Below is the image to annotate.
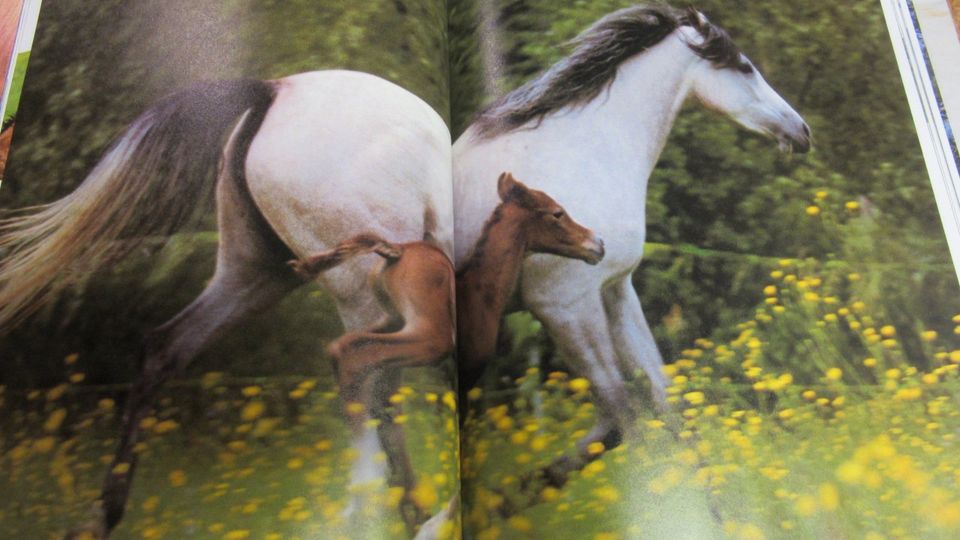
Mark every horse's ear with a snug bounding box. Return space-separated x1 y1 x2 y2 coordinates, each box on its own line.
684 7 708 30
497 172 517 202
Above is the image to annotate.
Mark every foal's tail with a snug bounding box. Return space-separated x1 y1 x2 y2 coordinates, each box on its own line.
288 233 403 280
0 79 276 330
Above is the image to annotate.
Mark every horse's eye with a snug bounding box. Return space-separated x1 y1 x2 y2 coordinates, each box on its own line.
552 210 565 219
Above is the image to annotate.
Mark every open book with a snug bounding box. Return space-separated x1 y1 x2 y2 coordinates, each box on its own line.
1 1 959 539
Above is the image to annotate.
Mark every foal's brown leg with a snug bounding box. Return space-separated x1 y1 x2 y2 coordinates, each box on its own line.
332 329 451 531
334 330 450 404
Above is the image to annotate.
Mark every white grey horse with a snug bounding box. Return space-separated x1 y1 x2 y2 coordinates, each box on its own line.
454 5 810 479
0 70 453 537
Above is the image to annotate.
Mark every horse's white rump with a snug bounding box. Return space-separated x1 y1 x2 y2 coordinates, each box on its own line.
247 70 453 326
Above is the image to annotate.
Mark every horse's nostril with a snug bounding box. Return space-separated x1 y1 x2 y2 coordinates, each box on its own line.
802 123 811 138
596 237 605 248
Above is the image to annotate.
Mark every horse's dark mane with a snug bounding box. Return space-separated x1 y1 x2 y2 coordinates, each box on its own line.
472 5 751 138
1 116 14 132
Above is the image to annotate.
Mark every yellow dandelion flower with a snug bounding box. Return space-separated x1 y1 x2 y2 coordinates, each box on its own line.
169 469 187 487
508 516 533 532
683 391 705 405
583 460 606 476
442 392 457 411
34 436 56 453
795 495 817 516
587 442 605 456
467 388 482 401
592 486 620 503
921 330 938 342
112 462 131 475
863 357 877 368
815 190 828 200
46 384 68 402
805 205 821 216
411 480 438 509
241 401 265 422
568 378 591 392
241 386 261 397
223 531 250 540
142 496 160 512
763 285 777 296
825 368 842 381
885 368 901 380
818 483 839 511
44 408 68 432
69 373 85 384
845 200 859 210
345 402 365 415
287 458 304 470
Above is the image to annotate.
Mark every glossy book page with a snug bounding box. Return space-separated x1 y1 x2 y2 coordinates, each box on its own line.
450 1 960 538
0 1 459 539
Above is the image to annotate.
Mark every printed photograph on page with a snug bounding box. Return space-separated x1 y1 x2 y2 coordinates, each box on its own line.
450 1 960 538
0 1 459 539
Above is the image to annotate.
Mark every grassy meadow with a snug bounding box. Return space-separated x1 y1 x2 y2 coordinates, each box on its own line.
460 195 960 540
0 369 459 539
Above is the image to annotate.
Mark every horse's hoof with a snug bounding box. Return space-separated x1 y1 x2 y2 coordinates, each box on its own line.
63 503 108 540
63 525 106 540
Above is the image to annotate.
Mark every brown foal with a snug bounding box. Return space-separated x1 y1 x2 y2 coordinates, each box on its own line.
456 172 604 394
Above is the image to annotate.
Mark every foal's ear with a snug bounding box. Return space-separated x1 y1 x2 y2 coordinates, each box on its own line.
497 172 518 202
497 172 534 205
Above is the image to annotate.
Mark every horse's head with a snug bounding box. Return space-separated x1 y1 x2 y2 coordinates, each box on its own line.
497 172 605 265
681 10 810 153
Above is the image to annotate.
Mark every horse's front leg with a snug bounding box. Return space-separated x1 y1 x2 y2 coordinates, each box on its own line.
603 276 669 409
524 289 637 486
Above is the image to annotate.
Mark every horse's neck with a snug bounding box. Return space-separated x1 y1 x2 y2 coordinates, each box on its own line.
572 34 697 175
459 207 527 317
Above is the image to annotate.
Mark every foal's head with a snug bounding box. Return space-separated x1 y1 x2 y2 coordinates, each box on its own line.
497 172 605 265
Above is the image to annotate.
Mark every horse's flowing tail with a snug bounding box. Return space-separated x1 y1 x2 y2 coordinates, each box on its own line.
289 234 403 280
0 79 276 330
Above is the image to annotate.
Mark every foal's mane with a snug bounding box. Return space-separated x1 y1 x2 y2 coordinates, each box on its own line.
472 5 750 138
456 203 506 278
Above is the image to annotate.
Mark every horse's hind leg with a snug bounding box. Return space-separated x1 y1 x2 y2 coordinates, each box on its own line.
97 263 298 532
79 131 301 537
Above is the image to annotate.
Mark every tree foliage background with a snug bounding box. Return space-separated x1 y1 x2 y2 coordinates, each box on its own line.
0 0 448 385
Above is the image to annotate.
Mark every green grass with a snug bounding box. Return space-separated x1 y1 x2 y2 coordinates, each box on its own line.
0 369 459 539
